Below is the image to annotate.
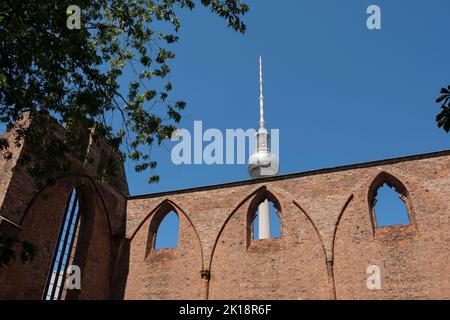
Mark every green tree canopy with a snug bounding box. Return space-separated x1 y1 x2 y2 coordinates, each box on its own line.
0 0 249 184
436 85 450 133
0 0 248 268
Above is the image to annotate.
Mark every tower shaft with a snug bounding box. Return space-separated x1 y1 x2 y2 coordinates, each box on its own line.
258 199 271 240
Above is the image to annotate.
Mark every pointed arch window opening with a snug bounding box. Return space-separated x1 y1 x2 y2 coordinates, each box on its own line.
43 188 82 300
153 210 180 250
252 199 281 240
372 183 411 228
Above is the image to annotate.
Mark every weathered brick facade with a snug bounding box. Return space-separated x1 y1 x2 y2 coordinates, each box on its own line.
0 119 449 299
121 150 450 300
0 120 128 299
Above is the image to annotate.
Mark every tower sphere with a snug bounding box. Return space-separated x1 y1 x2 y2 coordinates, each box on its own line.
247 57 279 178
248 147 279 178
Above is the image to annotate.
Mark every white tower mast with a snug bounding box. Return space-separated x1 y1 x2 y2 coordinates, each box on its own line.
259 56 265 130
247 56 280 240
257 56 270 239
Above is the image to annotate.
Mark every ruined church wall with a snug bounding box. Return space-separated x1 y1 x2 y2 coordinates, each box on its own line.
123 151 450 300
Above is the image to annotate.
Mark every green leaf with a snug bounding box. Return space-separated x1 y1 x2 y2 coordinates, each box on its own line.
0 0 248 185
436 95 448 103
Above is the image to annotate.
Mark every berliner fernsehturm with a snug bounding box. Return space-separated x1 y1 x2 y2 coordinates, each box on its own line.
247 56 279 239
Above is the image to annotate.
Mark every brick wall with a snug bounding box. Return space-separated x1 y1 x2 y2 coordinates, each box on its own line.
1 115 448 300
121 151 450 300
0 119 128 299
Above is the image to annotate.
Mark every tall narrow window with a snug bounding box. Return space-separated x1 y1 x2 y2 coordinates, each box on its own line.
252 199 280 240
154 210 179 249
43 188 81 300
373 183 410 227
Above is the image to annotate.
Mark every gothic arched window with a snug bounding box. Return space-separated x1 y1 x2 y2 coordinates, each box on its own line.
251 199 281 240
372 183 409 227
146 204 181 257
154 210 179 249
368 172 414 229
43 188 81 300
247 190 282 246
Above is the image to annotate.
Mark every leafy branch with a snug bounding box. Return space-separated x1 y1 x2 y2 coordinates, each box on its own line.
0 0 249 185
436 85 450 133
0 235 38 269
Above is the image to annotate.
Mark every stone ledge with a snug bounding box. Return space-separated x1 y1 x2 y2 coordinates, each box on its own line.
128 149 450 200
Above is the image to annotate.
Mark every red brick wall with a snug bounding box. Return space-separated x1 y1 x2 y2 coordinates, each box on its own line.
123 151 450 300
0 177 118 299
0 178 74 299
208 193 330 299
0 120 128 300
124 200 203 299
334 159 450 299
72 185 114 300
1 116 448 301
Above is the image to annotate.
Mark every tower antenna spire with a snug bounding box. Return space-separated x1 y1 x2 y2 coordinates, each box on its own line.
259 55 265 129
248 55 279 179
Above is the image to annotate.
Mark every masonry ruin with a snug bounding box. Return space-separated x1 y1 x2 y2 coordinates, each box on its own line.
0 121 449 299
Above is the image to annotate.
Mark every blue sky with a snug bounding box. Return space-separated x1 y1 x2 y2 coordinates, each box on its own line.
125 0 450 246
124 0 450 198
10 0 446 285
5 1 446 251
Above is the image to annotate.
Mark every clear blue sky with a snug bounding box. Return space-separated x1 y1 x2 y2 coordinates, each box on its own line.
126 0 450 246
125 0 450 197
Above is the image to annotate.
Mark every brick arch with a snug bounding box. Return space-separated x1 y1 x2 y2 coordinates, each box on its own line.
129 198 204 265
333 168 450 299
144 202 181 256
207 185 270 270
245 188 283 245
125 198 203 299
0 176 113 299
208 186 330 299
129 199 203 254
362 168 449 231
208 185 328 269
367 171 416 230
247 188 282 222
18 174 113 233
292 199 329 261
330 194 354 260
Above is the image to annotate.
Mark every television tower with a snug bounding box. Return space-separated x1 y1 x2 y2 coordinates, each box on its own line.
247 56 279 239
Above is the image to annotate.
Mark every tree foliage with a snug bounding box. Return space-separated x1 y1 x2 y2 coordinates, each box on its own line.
436 85 450 133
0 0 249 184
0 235 38 269
0 0 248 267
